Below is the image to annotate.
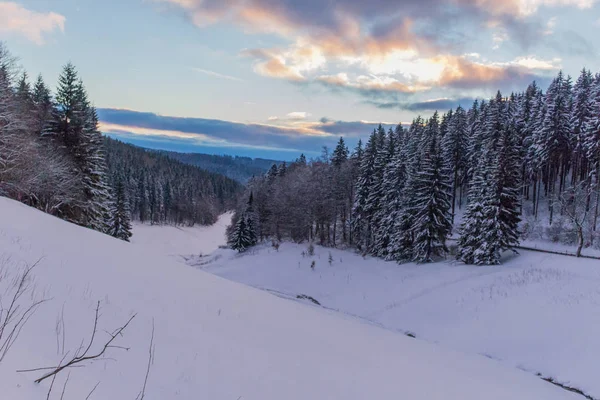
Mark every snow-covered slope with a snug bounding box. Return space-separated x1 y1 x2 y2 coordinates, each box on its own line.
130 212 232 257
201 243 600 399
0 197 578 400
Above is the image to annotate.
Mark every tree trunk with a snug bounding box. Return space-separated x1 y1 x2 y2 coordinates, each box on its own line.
577 225 584 258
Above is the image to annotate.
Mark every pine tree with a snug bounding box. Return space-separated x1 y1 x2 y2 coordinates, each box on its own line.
388 117 425 261
331 137 349 167
458 93 521 265
79 100 114 233
583 75 600 233
245 191 259 245
352 130 379 252
442 105 468 218
32 75 54 136
371 128 396 256
570 69 594 183
410 114 453 263
109 175 133 241
456 153 488 265
379 126 407 259
53 66 114 232
228 214 254 252
535 71 572 225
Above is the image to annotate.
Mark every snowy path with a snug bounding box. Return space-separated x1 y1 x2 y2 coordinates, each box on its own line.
200 243 600 399
130 212 233 257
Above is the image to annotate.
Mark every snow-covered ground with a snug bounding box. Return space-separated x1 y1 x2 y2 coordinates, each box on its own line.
131 212 232 257
0 196 577 399
200 242 600 399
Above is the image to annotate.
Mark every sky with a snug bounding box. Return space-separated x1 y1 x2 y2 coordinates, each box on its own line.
1 0 599 160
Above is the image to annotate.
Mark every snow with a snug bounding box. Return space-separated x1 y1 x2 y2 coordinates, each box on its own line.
130 212 232 257
0 196 579 400
201 242 600 399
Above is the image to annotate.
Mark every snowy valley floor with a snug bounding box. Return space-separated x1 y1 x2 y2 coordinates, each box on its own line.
0 197 592 400
196 242 600 399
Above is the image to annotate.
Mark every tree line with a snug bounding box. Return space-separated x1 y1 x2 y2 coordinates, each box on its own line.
0 43 241 241
105 137 242 227
229 68 600 264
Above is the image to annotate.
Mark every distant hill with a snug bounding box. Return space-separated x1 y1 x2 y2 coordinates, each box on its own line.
158 151 281 183
104 138 243 226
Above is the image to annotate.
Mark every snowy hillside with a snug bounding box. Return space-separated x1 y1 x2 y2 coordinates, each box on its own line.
201 243 600 399
130 212 232 258
0 196 579 400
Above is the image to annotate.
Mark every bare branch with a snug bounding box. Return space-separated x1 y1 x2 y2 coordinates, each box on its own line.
136 319 155 400
85 382 101 400
59 372 70 400
18 301 136 384
0 258 47 363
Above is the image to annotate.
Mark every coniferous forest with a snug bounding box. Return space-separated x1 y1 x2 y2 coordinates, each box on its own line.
0 44 241 240
104 137 242 226
229 69 600 265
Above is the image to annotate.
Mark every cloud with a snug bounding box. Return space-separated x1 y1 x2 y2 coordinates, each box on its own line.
192 67 243 81
267 116 279 121
242 48 307 81
155 0 593 110
286 112 310 120
317 73 425 95
366 97 479 112
98 108 394 158
543 17 558 35
0 2 65 45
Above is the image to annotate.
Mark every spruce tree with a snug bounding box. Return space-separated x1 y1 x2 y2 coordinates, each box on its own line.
458 93 521 265
442 105 468 218
109 175 133 241
352 130 378 252
410 114 453 263
388 117 425 261
371 128 396 256
228 214 253 252
331 137 349 167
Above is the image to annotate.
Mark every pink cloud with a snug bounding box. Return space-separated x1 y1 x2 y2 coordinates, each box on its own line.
0 2 65 45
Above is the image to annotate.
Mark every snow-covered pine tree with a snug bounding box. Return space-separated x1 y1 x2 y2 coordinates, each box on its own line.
409 113 453 263
347 139 363 246
79 96 114 233
351 130 379 252
570 69 594 184
245 191 259 246
458 92 521 265
442 105 468 219
32 75 55 136
52 64 113 231
378 126 407 259
266 164 279 181
15 72 34 124
456 152 488 265
278 161 287 177
387 117 425 262
583 74 600 234
109 175 133 241
371 127 397 256
534 71 572 225
331 137 349 167
228 215 252 252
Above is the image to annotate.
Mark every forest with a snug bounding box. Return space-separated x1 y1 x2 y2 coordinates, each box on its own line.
0 43 241 241
229 69 600 265
105 138 241 226
158 150 280 183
